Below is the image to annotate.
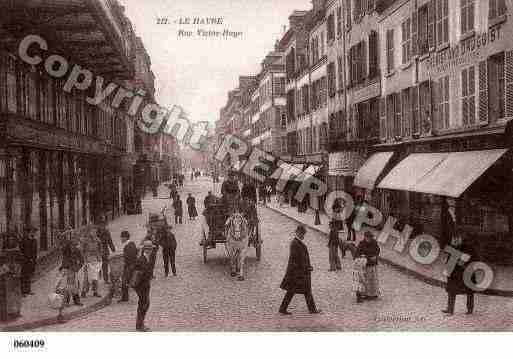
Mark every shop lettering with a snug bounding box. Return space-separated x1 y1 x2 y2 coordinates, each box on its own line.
427 24 502 72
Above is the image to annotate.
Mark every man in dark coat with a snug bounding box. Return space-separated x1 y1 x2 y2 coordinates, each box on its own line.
97 223 116 283
158 225 177 277
221 171 240 213
204 191 216 209
173 195 184 224
443 231 478 315
20 225 38 296
134 240 154 331
186 193 198 220
279 225 321 315
119 230 138 303
241 181 257 204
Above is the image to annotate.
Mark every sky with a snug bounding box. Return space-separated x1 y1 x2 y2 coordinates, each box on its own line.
119 0 312 126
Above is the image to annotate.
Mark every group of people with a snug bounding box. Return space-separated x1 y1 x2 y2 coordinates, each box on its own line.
168 181 199 223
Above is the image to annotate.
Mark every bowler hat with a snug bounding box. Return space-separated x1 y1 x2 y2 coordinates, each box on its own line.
295 225 307 236
120 230 130 238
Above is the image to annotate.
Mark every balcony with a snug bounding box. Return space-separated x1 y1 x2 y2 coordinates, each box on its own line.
0 0 135 79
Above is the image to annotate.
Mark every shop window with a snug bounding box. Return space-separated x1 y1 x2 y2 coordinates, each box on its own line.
461 0 475 35
386 29 395 73
489 0 507 20
402 18 412 64
462 66 476 126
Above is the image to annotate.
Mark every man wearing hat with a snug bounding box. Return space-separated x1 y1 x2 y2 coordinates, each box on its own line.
20 224 38 296
97 221 116 283
134 240 155 331
279 225 321 315
158 225 177 277
119 230 138 303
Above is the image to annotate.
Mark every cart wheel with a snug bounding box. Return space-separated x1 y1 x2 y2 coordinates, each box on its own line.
203 242 208 263
256 242 262 261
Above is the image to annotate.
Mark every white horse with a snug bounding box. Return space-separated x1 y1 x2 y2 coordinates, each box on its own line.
224 211 250 281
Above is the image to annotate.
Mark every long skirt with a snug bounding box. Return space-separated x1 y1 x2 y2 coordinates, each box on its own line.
352 258 367 293
63 269 78 295
364 265 380 297
188 205 198 218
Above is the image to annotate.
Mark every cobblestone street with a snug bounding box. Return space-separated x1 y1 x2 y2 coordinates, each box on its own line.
39 178 513 331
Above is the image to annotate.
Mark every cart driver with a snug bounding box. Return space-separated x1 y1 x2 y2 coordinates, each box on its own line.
221 169 241 214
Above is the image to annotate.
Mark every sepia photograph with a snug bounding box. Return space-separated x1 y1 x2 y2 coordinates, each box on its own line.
0 0 512 356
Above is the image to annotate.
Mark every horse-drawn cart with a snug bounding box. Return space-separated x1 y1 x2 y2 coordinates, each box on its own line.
200 199 261 279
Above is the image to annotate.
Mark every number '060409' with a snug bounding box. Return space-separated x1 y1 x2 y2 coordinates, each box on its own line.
13 340 45 349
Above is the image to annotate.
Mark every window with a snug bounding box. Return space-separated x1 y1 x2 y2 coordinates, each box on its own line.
328 62 336 97
436 0 449 46
336 6 342 37
461 0 474 35
386 94 395 138
461 66 476 126
394 92 402 137
438 76 450 129
369 31 379 77
418 5 429 54
419 81 432 134
402 18 411 64
386 29 395 73
327 14 335 42
489 0 507 19
402 89 411 137
488 53 505 122
337 56 344 92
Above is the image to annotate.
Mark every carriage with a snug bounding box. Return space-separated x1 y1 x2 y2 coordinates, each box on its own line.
200 198 262 269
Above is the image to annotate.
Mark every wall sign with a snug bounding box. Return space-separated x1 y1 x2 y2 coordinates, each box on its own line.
426 24 503 74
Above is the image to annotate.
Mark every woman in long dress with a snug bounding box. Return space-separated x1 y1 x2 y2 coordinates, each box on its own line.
354 231 380 300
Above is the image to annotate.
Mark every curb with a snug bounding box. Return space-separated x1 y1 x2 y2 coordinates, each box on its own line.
1 293 113 332
265 205 513 298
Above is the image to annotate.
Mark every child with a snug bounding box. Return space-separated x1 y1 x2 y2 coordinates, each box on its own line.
352 255 367 303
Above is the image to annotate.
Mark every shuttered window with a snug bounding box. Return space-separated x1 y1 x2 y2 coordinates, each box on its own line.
461 66 476 126
418 5 429 54
438 76 450 129
428 0 436 49
369 98 380 139
487 53 505 123
436 0 449 47
489 0 507 19
386 95 395 139
369 31 379 77
402 18 412 64
379 97 387 140
411 86 420 134
461 0 475 35
402 89 411 137
394 93 402 137
386 29 394 73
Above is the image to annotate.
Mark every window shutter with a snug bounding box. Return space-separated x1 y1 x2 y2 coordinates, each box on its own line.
427 0 436 49
489 0 497 19
505 51 513 118
479 60 489 124
411 11 418 56
369 31 378 77
431 80 440 132
379 97 387 141
462 68 469 126
395 93 402 137
386 95 394 139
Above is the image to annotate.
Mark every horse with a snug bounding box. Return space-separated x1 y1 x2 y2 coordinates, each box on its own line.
224 211 250 281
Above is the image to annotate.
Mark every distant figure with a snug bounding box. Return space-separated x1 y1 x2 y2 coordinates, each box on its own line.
158 225 177 277
173 195 184 224
186 193 198 220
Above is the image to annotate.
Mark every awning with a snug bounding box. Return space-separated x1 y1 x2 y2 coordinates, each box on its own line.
377 149 508 198
377 153 447 192
353 152 394 189
414 149 507 197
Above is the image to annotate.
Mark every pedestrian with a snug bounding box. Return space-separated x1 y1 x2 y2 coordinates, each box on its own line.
97 221 116 283
333 199 350 259
442 230 478 315
173 194 184 224
186 193 198 221
328 221 341 272
354 231 381 300
119 230 138 303
158 225 177 277
144 227 159 279
241 180 257 204
132 240 154 332
20 224 38 296
279 225 322 315
352 254 367 303
60 238 84 306
169 182 178 200
204 190 216 210
80 231 102 298
190 170 194 181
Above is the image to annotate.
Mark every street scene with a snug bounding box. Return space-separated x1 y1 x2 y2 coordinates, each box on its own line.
1 0 513 339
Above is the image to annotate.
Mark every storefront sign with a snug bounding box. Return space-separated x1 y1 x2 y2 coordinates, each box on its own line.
8 121 107 154
426 24 502 74
328 151 365 176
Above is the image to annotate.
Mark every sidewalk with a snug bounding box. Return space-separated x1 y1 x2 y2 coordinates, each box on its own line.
1 183 174 331
265 199 513 297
